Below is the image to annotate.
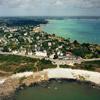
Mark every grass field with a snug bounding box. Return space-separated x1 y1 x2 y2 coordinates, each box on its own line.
0 54 56 74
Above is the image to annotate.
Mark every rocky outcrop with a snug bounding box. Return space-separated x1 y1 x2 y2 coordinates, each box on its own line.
0 71 48 100
22 72 48 87
0 78 20 100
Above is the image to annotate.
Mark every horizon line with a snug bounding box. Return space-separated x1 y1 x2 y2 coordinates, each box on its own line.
0 15 100 17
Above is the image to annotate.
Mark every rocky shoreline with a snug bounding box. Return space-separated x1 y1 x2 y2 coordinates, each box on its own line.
0 68 100 100
0 71 48 100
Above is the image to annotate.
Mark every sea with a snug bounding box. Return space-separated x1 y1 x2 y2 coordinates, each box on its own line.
15 80 100 100
41 18 100 44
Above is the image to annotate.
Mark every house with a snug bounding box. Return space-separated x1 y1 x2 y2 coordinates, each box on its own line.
12 50 18 54
28 51 33 56
9 28 17 33
35 51 47 57
24 33 28 36
4 29 9 32
66 60 74 66
48 42 52 46
49 54 55 59
18 47 27 55
66 52 72 57
0 38 4 43
33 26 42 33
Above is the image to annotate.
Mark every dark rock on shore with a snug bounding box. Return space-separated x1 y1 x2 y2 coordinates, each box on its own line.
0 72 48 100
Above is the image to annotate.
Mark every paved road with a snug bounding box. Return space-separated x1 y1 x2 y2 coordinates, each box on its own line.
83 58 100 62
0 51 100 65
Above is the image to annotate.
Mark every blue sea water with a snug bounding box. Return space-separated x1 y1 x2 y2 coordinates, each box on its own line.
41 19 100 44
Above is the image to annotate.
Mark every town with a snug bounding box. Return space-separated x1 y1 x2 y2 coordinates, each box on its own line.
0 24 100 67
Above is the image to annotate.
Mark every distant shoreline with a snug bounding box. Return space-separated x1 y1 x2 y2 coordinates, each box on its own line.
41 19 100 44
0 16 100 19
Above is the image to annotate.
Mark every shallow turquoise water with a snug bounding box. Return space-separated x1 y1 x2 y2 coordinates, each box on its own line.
41 19 100 44
15 81 100 100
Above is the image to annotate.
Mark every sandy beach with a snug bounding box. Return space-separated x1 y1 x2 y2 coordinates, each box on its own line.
0 68 100 85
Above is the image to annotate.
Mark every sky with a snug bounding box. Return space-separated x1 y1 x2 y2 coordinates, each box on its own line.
0 0 100 16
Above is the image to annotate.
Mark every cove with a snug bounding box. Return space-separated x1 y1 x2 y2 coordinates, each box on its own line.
15 80 100 100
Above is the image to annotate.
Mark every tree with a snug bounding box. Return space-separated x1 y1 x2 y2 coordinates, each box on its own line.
73 40 80 47
54 54 58 59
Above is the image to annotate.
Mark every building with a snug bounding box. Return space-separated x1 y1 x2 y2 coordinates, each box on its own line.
35 51 47 57
12 50 18 54
49 54 55 59
33 26 42 33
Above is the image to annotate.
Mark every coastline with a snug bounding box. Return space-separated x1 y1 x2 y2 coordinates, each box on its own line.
0 68 100 100
0 16 100 100
41 19 100 44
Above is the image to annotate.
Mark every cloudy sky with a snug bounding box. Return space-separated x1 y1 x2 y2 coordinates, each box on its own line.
0 0 100 16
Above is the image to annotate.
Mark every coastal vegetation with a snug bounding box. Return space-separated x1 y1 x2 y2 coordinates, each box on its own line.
74 61 100 72
0 17 48 26
0 54 56 74
0 54 100 77
60 60 100 72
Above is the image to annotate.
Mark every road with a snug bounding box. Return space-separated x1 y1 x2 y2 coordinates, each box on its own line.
0 51 100 66
83 58 100 62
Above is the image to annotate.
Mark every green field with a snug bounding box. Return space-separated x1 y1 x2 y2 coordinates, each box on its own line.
0 54 56 74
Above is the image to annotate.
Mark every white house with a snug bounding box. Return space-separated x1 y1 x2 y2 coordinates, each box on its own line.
48 42 52 46
35 51 47 57
28 51 33 56
12 50 18 54
33 27 42 33
49 54 55 59
9 28 17 32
